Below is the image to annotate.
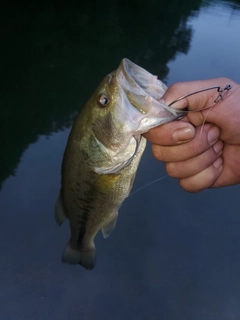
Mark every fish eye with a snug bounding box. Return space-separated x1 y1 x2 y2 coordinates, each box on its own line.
97 94 110 108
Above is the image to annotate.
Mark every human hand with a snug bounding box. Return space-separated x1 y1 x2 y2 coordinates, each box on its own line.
143 78 240 192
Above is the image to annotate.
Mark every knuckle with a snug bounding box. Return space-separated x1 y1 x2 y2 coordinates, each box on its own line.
165 162 178 177
179 179 201 193
188 135 210 158
151 144 162 161
207 166 221 187
167 82 183 93
218 77 233 84
179 165 220 192
151 144 174 162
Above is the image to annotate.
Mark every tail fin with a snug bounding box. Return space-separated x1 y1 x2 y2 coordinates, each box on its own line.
62 241 96 270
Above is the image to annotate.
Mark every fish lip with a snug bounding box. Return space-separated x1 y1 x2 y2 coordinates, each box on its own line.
117 58 164 114
114 59 149 117
119 58 150 98
117 58 185 124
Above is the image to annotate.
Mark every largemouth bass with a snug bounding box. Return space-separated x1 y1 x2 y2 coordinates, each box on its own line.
55 58 184 270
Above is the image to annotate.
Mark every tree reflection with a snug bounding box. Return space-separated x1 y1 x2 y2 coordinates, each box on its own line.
0 0 240 187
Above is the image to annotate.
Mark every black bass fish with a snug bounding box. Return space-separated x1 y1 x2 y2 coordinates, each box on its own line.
55 58 184 270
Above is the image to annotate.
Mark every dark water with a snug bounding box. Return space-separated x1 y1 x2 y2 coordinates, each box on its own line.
1 1 240 319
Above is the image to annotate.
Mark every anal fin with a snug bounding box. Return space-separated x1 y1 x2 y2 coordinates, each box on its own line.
101 211 118 239
55 194 67 226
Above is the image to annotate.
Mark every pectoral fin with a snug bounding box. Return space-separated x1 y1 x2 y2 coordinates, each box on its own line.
102 211 118 238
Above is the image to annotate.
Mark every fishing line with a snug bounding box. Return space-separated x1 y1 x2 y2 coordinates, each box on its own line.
129 175 169 197
198 102 216 140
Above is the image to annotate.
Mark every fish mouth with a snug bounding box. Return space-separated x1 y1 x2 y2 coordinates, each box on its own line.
116 58 185 134
120 58 167 106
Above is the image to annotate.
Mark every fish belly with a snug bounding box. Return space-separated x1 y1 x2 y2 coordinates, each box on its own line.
56 137 146 269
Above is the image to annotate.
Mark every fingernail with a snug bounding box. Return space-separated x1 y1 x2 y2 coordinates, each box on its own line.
173 126 195 143
213 141 223 153
213 157 223 169
207 127 220 144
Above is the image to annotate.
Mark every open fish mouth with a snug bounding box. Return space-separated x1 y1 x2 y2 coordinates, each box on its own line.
115 58 183 135
120 58 168 104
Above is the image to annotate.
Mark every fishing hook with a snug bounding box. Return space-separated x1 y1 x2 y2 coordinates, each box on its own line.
168 84 232 120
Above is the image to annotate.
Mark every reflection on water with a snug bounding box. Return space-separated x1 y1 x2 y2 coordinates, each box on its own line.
1 1 240 320
0 0 201 187
167 0 240 82
1 0 240 187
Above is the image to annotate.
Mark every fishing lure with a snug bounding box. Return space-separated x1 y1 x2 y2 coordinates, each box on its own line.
168 84 232 120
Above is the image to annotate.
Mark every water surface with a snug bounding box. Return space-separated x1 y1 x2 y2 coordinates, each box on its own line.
1 1 240 319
